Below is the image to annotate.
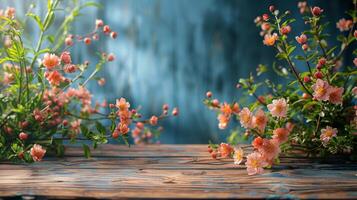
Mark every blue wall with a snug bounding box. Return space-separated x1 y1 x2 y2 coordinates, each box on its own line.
3 0 352 143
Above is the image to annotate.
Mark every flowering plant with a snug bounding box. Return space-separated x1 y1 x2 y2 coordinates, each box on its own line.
205 2 357 175
0 1 178 162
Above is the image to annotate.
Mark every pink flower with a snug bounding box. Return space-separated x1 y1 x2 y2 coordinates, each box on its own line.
267 98 288 118
42 53 60 70
107 53 115 62
5 7 15 19
259 139 280 164
263 33 278 46
312 79 331 101
117 123 129 134
97 78 106 86
3 72 14 84
329 86 344 105
336 18 353 32
320 126 338 145
30 144 46 162
233 147 244 165
172 107 179 116
45 70 65 86
70 120 81 134
116 98 130 111
252 109 268 133
65 37 73 46
354 58 357 67
245 152 268 175
219 143 233 158
272 128 289 144
60 51 72 64
63 64 77 73
295 34 307 44
239 107 253 129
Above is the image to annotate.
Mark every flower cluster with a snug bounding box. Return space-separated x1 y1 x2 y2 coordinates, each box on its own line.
205 2 357 175
0 1 177 163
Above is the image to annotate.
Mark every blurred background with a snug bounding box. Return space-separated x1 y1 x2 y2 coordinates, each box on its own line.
2 0 353 143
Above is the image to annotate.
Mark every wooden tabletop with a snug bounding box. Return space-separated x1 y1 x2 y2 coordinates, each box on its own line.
0 144 356 199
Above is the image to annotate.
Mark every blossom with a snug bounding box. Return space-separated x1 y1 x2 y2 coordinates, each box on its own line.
261 23 270 31
30 144 46 162
328 86 344 105
252 136 263 149
116 98 130 111
245 152 268 175
267 98 288 118
252 109 268 133
239 107 253 129
220 102 233 116
70 120 81 135
3 72 14 84
233 147 244 165
117 122 129 134
295 34 307 44
336 18 353 32
280 25 291 35
42 53 60 70
60 51 72 64
219 143 233 158
320 126 337 145
63 64 77 73
259 139 280 164
5 7 15 18
272 128 289 144
98 78 106 86
298 2 307 14
312 79 331 101
45 70 64 86
263 33 278 46
217 114 230 129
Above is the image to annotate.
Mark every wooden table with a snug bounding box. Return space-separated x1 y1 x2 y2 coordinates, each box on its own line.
0 145 356 199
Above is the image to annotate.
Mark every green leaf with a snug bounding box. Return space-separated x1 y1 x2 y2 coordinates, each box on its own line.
82 144 91 158
27 13 44 31
95 122 106 135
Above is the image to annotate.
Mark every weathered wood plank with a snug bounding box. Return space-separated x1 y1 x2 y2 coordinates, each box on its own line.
0 145 356 199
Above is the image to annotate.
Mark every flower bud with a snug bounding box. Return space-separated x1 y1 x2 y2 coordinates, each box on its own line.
96 19 104 28
211 99 220 107
19 132 28 141
269 5 275 12
84 37 91 45
262 14 269 21
110 31 118 39
107 53 115 62
311 6 323 16
303 76 311 83
172 107 179 116
206 91 212 98
103 25 111 34
112 130 120 139
60 51 72 64
65 37 73 46
314 71 323 79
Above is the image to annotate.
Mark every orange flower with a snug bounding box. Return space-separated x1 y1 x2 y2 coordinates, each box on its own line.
42 53 60 70
30 144 46 162
263 33 278 46
45 70 64 86
219 143 233 158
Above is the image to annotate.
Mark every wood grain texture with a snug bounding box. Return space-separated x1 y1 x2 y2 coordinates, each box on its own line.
0 144 356 199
